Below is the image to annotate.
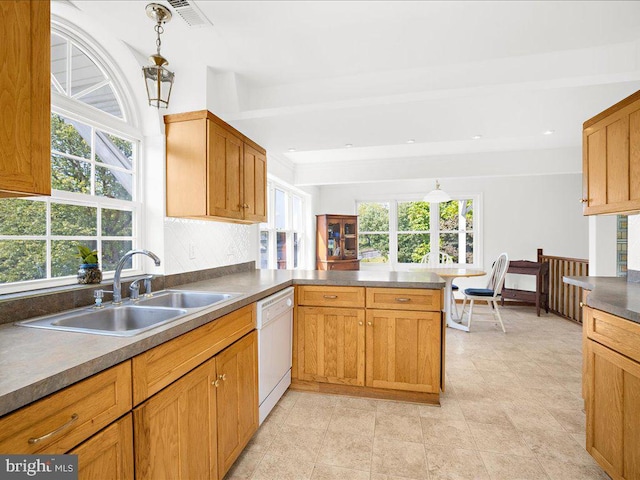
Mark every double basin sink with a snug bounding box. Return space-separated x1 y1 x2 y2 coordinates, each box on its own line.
17 290 239 337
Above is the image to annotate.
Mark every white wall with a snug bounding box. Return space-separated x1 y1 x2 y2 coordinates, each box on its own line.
316 173 588 291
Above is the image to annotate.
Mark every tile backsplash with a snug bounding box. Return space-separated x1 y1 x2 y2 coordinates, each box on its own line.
164 218 258 275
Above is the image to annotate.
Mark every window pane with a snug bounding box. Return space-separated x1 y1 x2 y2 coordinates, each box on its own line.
77 84 123 118
0 199 46 235
294 232 301 269
70 44 107 97
275 189 286 229
0 241 46 283
292 195 303 231
51 114 91 158
359 233 389 263
358 202 389 232
51 154 91 194
398 233 430 263
260 231 269 269
102 240 132 271
51 34 67 94
102 209 132 236
465 233 474 264
439 200 459 231
96 132 133 169
51 203 97 236
398 201 429 231
95 166 132 200
52 240 96 277
440 233 459 262
463 200 474 230
277 232 287 269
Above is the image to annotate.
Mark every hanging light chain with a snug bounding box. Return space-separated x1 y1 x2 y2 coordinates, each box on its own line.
155 22 164 55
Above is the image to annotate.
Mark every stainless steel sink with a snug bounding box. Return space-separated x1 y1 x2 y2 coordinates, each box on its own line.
16 289 240 337
17 305 188 337
136 290 238 309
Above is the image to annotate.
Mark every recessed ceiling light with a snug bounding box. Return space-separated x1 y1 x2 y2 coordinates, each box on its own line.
543 130 555 135
287 148 296 152
345 143 353 148
406 139 415 144
471 135 482 140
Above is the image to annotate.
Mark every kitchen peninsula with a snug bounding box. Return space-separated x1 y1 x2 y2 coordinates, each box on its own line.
0 265 444 479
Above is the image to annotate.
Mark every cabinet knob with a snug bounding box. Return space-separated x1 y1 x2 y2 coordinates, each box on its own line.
212 379 220 387
579 302 584 308
367 321 372 326
358 321 363 326
580 198 588 203
219 373 227 381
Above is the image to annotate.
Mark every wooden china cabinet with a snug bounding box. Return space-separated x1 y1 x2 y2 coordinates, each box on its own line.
316 214 360 270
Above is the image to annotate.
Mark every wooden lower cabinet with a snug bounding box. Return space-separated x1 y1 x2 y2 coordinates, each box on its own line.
71 414 134 480
366 309 441 393
586 339 640 480
216 331 259 478
134 359 218 480
133 331 258 480
297 306 366 386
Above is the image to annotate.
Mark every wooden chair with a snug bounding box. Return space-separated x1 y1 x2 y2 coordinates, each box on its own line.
420 251 459 319
460 252 510 332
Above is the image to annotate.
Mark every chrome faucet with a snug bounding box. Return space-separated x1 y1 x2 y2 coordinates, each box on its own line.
113 250 161 304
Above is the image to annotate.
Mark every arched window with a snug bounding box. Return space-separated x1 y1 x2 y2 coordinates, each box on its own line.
0 25 141 293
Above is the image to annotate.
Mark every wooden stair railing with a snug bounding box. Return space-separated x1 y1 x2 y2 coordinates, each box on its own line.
538 248 589 324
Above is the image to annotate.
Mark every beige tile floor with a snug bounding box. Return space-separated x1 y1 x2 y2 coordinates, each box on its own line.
225 306 610 480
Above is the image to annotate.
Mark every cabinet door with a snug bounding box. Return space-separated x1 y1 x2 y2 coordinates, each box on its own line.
342 218 358 259
297 306 365 386
0 0 50 197
216 331 259 479
326 220 342 258
366 309 441 393
71 414 134 480
583 93 640 215
208 122 244 220
586 339 640 480
243 144 267 222
133 359 218 480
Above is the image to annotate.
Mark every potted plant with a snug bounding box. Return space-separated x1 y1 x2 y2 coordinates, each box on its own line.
75 244 102 284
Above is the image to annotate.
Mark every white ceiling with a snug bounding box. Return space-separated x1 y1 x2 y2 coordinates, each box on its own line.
69 1 640 184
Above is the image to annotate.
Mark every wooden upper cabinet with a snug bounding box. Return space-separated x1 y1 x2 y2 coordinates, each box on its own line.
165 110 267 223
583 89 640 215
0 0 51 198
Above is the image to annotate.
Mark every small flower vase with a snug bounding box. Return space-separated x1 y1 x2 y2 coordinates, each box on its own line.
77 263 102 284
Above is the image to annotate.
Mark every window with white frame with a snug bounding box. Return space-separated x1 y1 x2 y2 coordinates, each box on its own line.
260 180 307 270
357 196 479 269
0 27 140 292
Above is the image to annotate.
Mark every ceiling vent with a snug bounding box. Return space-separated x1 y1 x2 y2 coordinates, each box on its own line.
166 0 213 27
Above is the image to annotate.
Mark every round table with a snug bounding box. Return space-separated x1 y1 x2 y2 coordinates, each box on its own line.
413 267 485 332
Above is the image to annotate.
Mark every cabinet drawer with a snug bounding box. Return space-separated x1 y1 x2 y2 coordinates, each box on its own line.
132 304 255 404
585 306 640 364
297 286 365 308
0 361 132 454
366 288 442 312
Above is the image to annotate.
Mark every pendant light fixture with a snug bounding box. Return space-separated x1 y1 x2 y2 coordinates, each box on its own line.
142 3 175 108
423 179 451 203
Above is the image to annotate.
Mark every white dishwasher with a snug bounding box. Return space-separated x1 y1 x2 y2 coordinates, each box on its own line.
256 287 294 425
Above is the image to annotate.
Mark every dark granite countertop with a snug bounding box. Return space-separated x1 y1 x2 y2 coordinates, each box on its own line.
0 268 444 417
563 276 640 324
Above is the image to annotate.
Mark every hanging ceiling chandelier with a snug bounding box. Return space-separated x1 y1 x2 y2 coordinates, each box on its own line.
142 3 175 109
423 179 451 203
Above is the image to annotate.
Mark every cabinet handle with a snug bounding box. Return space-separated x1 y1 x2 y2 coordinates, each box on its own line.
323 295 338 299
580 198 588 203
28 414 79 445
367 321 373 326
212 379 220 387
219 374 227 381
395 298 411 303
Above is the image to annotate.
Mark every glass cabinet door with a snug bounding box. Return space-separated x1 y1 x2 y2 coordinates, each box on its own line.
327 221 341 258
343 219 357 258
